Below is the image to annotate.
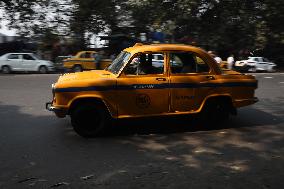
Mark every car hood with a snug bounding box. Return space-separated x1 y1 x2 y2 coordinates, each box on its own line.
39 60 53 64
57 70 115 83
222 69 243 75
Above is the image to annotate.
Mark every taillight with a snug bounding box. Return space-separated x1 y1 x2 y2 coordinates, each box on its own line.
51 83 55 97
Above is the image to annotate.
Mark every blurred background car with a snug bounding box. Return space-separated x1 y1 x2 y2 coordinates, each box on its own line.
62 51 112 72
219 60 229 69
0 53 55 74
152 53 178 68
54 55 73 72
235 57 276 72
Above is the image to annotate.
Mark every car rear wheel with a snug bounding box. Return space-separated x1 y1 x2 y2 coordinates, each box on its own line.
268 66 276 72
39 66 48 74
2 66 11 74
200 99 230 125
70 102 111 137
250 67 257 72
73 65 83 72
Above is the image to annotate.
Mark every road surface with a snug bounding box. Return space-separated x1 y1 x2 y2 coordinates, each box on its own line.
0 73 283 188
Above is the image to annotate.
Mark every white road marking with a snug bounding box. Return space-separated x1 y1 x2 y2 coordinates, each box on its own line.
264 77 273 79
253 72 284 75
279 82 284 84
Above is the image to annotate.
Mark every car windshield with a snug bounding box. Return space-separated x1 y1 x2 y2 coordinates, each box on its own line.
106 51 131 74
32 54 41 60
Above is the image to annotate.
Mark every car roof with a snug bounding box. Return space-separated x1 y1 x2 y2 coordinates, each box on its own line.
124 44 208 55
79 51 96 53
5 53 34 55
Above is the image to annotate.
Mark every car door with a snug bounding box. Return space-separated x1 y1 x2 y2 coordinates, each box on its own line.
263 58 274 71
116 52 170 117
169 51 215 112
80 52 96 69
6 54 24 71
255 57 263 70
22 54 37 71
260 57 270 70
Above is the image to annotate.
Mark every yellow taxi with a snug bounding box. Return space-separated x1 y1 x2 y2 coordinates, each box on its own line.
63 51 111 72
219 61 229 69
46 44 258 137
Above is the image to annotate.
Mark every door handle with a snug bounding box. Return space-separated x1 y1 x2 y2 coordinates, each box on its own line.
206 75 215 80
156 78 166 81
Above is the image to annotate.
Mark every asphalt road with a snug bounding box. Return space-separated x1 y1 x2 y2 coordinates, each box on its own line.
0 73 283 189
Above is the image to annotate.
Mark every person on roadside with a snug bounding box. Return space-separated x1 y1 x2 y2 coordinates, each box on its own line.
214 55 222 64
110 54 116 61
208 51 222 64
93 50 104 69
227 54 235 70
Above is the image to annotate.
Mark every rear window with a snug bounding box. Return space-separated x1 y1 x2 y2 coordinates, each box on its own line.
8 54 20 59
23 54 35 60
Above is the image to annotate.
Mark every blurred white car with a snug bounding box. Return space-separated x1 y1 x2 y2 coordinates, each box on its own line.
152 53 178 67
0 53 55 74
235 57 276 72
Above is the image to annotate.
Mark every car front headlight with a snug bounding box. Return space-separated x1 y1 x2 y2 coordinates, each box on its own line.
247 62 256 66
46 61 54 65
51 83 55 96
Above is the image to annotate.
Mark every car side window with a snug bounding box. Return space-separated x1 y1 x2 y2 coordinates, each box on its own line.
170 52 210 74
80 52 91 58
85 52 91 58
79 53 85 58
23 54 35 60
255 58 261 62
7 54 20 59
124 53 165 76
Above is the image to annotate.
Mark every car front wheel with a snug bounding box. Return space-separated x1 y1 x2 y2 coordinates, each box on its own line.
39 66 48 74
2 66 11 74
70 102 111 137
73 65 83 72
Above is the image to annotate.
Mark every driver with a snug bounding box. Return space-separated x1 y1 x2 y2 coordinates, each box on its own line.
136 54 158 75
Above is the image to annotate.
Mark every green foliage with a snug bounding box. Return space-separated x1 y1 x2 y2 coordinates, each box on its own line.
0 0 283 64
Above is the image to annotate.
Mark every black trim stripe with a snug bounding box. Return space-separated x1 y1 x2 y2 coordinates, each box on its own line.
64 60 96 63
54 82 257 93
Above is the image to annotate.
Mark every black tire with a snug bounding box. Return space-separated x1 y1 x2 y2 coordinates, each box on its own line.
70 102 111 137
2 66 11 74
39 66 48 74
73 65 83 72
200 99 230 125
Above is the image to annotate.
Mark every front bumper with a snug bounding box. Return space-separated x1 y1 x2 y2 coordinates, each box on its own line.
47 66 56 72
234 97 259 108
46 102 67 118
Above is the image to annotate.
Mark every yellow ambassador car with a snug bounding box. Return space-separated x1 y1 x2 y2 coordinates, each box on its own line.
46 43 258 137
63 51 111 72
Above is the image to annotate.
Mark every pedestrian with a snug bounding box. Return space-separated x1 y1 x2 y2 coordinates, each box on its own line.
227 54 235 70
93 50 104 69
110 53 116 60
214 55 222 64
208 51 222 64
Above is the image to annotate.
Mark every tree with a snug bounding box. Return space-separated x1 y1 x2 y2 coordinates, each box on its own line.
0 0 73 37
1 0 283 65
